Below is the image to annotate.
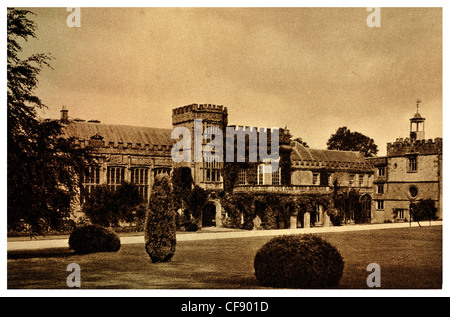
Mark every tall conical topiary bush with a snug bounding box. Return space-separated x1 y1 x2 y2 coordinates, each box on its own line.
144 174 176 263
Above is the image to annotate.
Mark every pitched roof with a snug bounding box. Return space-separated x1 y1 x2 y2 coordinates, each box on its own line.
290 141 372 171
62 121 173 147
411 111 425 120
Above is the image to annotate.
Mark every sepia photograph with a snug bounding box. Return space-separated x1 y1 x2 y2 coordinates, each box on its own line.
3 2 446 301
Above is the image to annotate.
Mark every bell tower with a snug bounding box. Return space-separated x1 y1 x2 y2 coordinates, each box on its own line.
410 99 425 141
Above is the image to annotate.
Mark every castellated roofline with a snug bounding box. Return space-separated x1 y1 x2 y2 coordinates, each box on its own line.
386 137 442 156
172 103 228 115
227 125 282 133
387 137 442 147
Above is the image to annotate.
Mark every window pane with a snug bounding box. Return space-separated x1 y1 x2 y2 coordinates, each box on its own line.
95 167 100 184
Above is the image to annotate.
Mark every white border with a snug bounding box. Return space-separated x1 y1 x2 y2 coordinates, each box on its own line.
1 1 448 298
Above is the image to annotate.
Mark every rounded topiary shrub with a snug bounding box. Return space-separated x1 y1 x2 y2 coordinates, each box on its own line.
254 234 344 288
68 225 121 254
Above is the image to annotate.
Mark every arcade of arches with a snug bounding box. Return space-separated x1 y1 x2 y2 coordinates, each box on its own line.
199 192 373 229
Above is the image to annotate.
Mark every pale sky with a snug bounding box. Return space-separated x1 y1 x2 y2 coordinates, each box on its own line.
21 7 442 156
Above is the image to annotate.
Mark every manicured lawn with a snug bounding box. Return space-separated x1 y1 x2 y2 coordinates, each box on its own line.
7 225 442 289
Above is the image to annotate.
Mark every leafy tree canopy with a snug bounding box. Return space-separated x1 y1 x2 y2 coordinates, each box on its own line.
82 183 144 227
327 126 378 157
7 9 92 234
411 199 438 222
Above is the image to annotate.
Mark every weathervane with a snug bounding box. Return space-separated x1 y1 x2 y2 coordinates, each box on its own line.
416 98 422 112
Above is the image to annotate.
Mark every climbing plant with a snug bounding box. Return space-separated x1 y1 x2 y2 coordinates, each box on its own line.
221 191 333 230
171 166 193 210
332 188 369 224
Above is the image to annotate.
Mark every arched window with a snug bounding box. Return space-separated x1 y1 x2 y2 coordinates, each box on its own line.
361 195 372 217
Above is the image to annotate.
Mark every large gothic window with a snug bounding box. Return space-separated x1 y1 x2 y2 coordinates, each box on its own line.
82 165 101 203
131 168 149 201
107 166 125 190
203 160 221 182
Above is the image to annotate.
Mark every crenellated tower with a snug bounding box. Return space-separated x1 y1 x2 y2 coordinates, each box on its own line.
172 104 228 188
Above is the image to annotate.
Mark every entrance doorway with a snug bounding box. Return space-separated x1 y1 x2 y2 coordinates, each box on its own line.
202 203 216 227
361 194 372 222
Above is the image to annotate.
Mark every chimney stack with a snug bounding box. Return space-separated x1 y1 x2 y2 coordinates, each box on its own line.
61 106 69 123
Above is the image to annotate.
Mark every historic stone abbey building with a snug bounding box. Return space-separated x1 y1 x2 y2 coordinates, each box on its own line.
368 109 443 223
61 103 442 228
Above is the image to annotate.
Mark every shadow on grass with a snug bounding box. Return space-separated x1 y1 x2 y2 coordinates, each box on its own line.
7 226 442 289
8 248 77 260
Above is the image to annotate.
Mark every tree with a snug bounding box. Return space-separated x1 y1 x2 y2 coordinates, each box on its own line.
411 199 438 223
114 182 144 223
185 185 209 224
293 137 309 148
7 9 51 132
82 182 143 227
144 174 176 263
327 127 378 157
331 186 369 224
82 186 116 227
7 9 92 234
171 166 193 210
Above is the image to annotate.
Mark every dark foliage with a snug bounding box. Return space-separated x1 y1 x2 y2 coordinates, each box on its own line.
7 9 92 234
328 208 344 226
68 225 121 254
184 219 199 232
331 182 369 225
221 192 334 230
254 234 344 288
279 144 293 186
411 199 439 222
82 182 143 227
221 162 252 193
185 185 209 221
144 174 176 263
327 126 378 157
171 166 193 210
221 193 256 230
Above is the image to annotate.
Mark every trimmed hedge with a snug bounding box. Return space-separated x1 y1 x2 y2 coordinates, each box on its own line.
68 224 121 254
254 234 344 288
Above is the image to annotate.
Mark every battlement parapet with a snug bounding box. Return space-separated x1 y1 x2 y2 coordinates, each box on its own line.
228 125 283 133
387 137 442 156
226 125 291 146
172 103 227 116
172 103 229 126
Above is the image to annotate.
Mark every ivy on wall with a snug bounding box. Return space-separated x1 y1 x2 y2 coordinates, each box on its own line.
220 191 334 230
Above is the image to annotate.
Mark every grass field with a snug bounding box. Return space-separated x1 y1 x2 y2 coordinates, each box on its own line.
7 225 442 289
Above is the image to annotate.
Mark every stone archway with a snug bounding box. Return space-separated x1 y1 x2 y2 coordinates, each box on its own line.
202 199 222 227
361 194 372 222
